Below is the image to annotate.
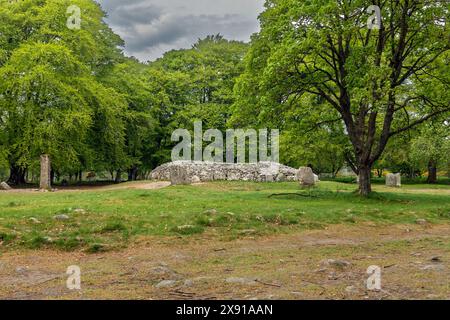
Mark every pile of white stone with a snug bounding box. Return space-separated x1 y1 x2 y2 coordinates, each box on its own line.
151 161 320 185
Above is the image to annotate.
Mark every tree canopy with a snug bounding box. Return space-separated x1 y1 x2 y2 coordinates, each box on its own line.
232 0 450 194
0 0 129 184
0 2 249 183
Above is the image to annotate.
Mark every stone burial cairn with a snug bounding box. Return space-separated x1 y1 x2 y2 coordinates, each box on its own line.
386 173 401 187
151 161 320 186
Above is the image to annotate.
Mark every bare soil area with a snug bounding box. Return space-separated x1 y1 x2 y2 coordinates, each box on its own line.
1 223 448 300
0 181 171 193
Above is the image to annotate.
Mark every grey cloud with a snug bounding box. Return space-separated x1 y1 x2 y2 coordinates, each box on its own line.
100 1 163 28
96 0 264 61
126 13 253 51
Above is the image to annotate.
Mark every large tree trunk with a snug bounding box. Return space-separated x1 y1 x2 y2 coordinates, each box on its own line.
358 166 372 196
115 170 122 184
128 166 138 181
427 160 437 184
7 165 26 185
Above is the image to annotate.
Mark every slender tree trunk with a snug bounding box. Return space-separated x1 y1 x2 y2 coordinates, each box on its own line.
128 166 137 181
332 169 338 179
358 165 372 196
128 166 138 181
427 160 437 184
376 169 383 178
7 165 26 185
115 170 122 184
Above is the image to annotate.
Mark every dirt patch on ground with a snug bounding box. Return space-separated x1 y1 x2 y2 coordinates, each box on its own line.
0 181 171 193
372 186 450 196
97 181 172 191
0 223 449 300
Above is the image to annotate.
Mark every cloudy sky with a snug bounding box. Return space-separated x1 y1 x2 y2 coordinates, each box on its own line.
96 0 265 62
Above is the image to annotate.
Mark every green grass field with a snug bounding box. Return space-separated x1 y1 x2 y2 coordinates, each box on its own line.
0 181 449 252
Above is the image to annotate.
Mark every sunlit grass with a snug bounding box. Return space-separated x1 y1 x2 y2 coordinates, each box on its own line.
0 181 448 251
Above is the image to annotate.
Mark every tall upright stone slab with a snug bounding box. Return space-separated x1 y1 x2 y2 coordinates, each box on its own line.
297 167 316 186
386 173 401 187
40 154 52 190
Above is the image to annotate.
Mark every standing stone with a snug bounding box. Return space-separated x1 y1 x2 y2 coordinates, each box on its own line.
386 173 401 187
0 181 12 190
297 167 316 186
40 154 51 190
169 165 191 185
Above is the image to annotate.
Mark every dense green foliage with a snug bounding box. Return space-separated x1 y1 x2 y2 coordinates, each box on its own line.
147 35 249 167
232 0 450 194
0 1 248 183
0 0 128 183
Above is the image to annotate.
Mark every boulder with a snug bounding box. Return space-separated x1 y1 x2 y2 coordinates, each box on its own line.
225 277 258 285
386 173 401 187
297 167 316 186
321 259 351 269
0 181 12 190
29 217 41 224
154 280 178 288
54 214 70 221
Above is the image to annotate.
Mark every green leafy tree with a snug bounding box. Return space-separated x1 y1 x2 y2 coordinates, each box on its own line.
0 0 128 184
410 120 450 183
234 0 450 195
148 35 249 164
101 58 158 180
0 43 92 183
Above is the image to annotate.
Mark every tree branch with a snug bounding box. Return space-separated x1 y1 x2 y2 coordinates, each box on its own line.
389 107 450 137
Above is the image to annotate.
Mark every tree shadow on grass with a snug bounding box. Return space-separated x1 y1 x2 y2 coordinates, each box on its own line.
268 188 448 205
